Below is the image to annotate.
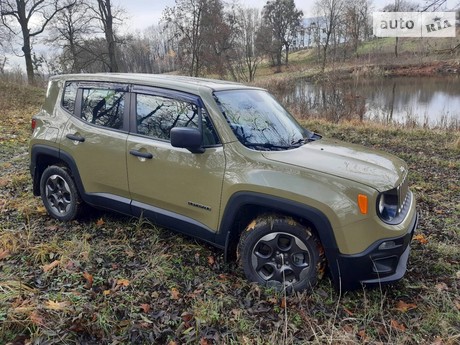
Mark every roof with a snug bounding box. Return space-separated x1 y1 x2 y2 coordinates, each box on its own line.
50 73 261 94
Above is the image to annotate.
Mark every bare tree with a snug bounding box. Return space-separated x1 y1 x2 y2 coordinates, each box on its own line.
343 0 371 57
163 0 206 76
163 0 232 77
315 0 344 72
235 7 263 82
90 0 121 72
0 0 74 84
262 0 303 71
47 0 95 72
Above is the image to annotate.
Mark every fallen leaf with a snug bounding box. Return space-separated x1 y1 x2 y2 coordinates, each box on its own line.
42 260 60 272
342 324 353 333
45 224 59 231
280 297 287 309
431 337 444 345
45 300 70 311
96 218 105 227
413 234 428 244
30 310 45 326
435 282 449 292
171 287 180 300
357 329 367 341
140 303 150 313
390 319 406 332
0 249 10 260
207 255 215 265
395 300 417 312
82 271 93 289
117 279 130 287
103 290 111 296
454 300 460 311
168 341 178 345
181 311 194 327
343 307 354 316
200 338 210 345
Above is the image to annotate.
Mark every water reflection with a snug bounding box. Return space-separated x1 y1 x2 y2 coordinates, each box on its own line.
274 76 460 129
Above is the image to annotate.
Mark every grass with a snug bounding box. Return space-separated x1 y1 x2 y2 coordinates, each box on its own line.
1 80 459 344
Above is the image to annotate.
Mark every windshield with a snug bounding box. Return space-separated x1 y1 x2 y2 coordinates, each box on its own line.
214 89 311 150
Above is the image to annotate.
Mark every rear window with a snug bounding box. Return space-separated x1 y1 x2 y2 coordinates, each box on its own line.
81 88 125 130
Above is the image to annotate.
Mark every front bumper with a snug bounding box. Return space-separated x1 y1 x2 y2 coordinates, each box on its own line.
330 211 418 291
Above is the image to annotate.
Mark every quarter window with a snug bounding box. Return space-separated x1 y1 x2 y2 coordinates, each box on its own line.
62 82 77 114
81 88 125 130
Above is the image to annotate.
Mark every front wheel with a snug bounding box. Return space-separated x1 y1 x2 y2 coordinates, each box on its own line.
238 216 323 292
40 166 82 222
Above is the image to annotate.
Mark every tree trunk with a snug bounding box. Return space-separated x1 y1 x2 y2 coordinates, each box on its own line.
285 44 289 66
22 32 35 85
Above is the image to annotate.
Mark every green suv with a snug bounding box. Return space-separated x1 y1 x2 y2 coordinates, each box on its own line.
30 74 417 292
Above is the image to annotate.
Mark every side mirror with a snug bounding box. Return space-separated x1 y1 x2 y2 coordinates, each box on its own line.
170 127 205 154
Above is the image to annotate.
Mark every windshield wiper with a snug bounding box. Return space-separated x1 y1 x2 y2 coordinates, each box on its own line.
244 142 292 151
290 133 321 147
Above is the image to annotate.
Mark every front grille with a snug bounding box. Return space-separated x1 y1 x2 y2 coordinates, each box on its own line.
397 174 409 214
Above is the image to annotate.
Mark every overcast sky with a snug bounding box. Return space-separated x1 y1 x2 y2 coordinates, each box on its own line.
4 0 460 70
115 0 460 32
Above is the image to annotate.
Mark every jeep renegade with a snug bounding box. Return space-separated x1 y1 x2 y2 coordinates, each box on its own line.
30 74 418 292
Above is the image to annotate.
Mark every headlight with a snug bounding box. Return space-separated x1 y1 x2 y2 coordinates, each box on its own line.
377 175 409 224
377 191 398 222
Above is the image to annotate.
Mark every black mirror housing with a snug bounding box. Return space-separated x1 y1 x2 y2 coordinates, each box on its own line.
170 127 204 153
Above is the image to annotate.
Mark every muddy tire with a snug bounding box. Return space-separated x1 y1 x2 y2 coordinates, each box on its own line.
40 166 82 222
238 215 323 292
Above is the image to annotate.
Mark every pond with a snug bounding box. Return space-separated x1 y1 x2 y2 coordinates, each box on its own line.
276 76 460 129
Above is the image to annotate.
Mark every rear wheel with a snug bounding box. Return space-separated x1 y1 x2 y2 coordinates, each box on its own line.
40 166 82 221
238 215 322 292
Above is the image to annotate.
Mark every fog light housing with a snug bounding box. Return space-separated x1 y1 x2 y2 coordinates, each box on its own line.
378 240 397 250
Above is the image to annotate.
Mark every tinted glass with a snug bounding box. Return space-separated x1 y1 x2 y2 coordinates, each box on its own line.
81 88 125 130
62 82 77 114
136 94 219 145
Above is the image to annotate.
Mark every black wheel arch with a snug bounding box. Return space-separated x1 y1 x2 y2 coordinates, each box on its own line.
218 192 341 286
30 145 85 197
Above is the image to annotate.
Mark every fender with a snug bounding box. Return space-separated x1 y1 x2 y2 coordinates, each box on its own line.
30 145 61 196
218 191 341 286
30 144 86 196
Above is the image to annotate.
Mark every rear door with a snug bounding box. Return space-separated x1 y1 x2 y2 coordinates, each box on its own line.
126 86 225 232
59 82 130 207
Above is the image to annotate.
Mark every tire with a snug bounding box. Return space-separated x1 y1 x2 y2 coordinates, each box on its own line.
238 215 322 293
40 165 82 222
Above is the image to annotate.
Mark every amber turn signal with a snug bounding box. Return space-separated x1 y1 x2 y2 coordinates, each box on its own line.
358 194 368 214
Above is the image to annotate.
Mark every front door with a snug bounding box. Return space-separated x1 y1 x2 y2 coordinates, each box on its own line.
126 89 225 232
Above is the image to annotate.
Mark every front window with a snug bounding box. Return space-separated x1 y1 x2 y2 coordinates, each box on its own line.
136 93 220 146
214 89 311 150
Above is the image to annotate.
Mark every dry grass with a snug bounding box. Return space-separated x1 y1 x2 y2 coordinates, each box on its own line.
1 79 459 344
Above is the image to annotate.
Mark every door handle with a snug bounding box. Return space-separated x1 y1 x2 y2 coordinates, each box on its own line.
66 134 85 142
129 149 153 159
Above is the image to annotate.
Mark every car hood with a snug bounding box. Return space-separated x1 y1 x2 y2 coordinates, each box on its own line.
262 138 407 192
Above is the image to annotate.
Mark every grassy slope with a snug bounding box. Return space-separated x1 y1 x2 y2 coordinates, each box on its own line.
0 81 459 344
253 36 460 83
